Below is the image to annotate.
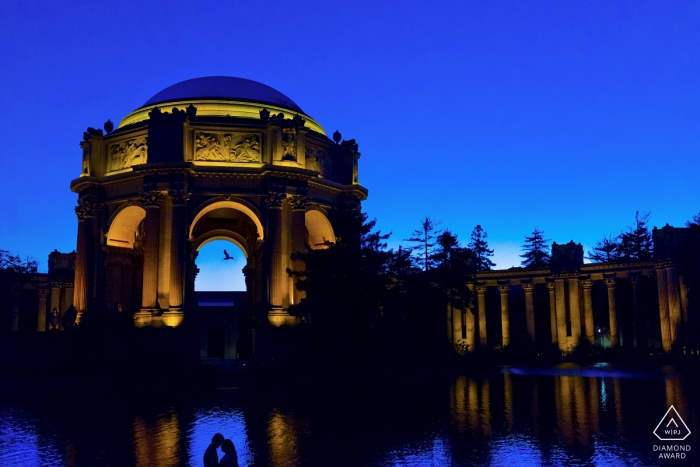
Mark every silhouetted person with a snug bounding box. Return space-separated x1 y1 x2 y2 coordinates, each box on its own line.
62 305 77 329
219 439 238 467
204 433 224 467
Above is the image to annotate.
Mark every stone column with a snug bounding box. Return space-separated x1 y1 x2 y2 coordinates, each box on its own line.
289 194 308 306
521 283 536 342
679 273 689 324
604 278 618 347
73 197 97 315
465 310 475 351
140 190 163 311
37 288 48 332
50 283 61 330
567 276 582 345
656 264 671 352
265 191 287 312
168 190 189 310
629 276 646 348
546 282 557 345
498 285 510 347
666 265 682 345
476 286 487 347
581 280 594 344
554 278 568 352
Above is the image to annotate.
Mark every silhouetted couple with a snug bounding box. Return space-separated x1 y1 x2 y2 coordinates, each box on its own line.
204 433 238 467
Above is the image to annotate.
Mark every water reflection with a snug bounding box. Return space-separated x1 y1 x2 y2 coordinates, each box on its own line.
0 364 698 466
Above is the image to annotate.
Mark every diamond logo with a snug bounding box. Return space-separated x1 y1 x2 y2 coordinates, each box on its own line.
654 405 691 441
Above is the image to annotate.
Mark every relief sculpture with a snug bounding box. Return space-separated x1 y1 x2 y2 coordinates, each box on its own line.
195 133 261 163
109 136 148 171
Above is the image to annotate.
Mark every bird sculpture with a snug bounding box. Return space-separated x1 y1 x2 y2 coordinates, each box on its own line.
223 250 234 261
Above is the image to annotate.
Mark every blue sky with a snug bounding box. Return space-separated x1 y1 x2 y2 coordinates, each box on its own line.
1 1 699 290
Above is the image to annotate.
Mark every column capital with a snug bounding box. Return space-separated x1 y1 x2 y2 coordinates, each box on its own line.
74 195 102 219
521 283 536 292
168 189 190 206
263 191 286 208
141 190 164 207
288 194 309 211
546 282 555 291
475 285 487 294
604 278 616 288
581 279 593 289
498 285 510 294
37 288 49 297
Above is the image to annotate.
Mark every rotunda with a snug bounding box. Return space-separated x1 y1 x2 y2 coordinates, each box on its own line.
70 77 367 356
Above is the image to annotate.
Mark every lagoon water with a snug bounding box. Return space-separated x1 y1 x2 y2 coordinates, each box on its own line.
0 363 697 466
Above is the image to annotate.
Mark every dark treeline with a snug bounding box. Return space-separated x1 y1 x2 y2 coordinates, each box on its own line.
258 195 496 372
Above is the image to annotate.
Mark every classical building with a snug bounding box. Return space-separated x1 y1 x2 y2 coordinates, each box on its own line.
68 77 366 357
447 228 691 354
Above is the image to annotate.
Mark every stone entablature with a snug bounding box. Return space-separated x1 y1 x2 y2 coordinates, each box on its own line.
80 107 360 188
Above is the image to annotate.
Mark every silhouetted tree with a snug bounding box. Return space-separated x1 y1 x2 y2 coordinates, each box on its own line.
0 250 39 331
587 234 621 263
619 211 653 260
404 217 440 271
520 227 550 268
686 210 700 227
288 195 393 365
468 224 495 271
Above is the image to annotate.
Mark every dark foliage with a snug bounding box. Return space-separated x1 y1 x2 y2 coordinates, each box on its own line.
404 217 441 271
618 211 653 261
587 234 622 263
468 225 495 271
520 227 550 268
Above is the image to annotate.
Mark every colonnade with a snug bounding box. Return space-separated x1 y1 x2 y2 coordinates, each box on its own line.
457 263 689 353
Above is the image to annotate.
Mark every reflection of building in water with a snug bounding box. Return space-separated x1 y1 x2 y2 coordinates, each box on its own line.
267 409 306 467
553 374 601 450
450 376 492 436
133 413 182 467
454 230 694 354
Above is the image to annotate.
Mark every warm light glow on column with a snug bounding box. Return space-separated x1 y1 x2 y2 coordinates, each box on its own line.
656 264 671 352
666 265 682 345
290 195 308 305
581 280 594 344
521 283 536 342
498 285 510 347
265 192 286 311
37 288 48 332
476 286 487 347
568 276 581 346
141 191 163 311
605 278 618 347
169 190 189 310
546 282 557 345
555 278 568 352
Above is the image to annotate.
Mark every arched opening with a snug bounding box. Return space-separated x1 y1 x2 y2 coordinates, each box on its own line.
189 203 262 361
107 205 146 248
305 210 335 249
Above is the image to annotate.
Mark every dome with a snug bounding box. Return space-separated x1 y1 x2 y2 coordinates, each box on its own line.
118 76 324 134
142 77 304 113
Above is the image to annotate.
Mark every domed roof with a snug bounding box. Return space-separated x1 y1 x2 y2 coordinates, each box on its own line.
142 76 304 113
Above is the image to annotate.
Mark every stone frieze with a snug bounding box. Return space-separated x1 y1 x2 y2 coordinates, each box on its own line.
194 132 261 163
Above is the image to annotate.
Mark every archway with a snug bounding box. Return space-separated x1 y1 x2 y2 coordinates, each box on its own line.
189 203 262 360
107 205 146 248
305 209 335 249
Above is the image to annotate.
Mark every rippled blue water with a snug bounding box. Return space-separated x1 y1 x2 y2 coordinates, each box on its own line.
0 363 697 466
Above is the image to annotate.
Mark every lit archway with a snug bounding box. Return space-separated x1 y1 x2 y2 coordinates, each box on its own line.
305 210 335 249
107 205 146 248
190 199 263 241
